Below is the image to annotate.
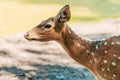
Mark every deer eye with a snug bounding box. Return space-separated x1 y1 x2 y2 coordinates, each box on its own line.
45 24 51 28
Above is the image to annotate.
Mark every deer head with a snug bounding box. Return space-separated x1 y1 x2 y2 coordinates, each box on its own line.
24 5 71 42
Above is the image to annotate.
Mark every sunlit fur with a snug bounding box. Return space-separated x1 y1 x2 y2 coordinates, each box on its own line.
25 5 120 80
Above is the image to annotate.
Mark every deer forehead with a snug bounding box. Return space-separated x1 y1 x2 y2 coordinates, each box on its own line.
38 17 56 27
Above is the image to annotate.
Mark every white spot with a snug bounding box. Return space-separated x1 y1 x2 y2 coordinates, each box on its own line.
118 56 120 59
116 42 120 44
91 52 95 55
113 54 117 57
111 77 115 80
111 42 115 45
77 43 81 47
95 45 99 49
86 40 88 43
101 68 105 71
107 68 110 71
111 62 117 66
113 74 116 77
94 58 97 62
69 30 72 34
105 50 108 54
86 50 89 53
104 42 108 45
103 60 108 64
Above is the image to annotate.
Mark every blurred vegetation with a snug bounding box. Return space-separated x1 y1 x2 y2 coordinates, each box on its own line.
9 0 120 19
0 0 120 36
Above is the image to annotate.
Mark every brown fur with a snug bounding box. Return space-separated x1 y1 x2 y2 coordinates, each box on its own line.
24 5 120 80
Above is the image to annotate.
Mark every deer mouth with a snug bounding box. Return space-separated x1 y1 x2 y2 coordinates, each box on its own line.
24 34 37 41
25 36 37 41
25 37 36 41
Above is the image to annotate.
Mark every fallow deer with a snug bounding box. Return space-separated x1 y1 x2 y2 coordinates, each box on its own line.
24 5 120 80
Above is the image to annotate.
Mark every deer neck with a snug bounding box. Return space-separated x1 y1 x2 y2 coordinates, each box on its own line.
57 24 95 69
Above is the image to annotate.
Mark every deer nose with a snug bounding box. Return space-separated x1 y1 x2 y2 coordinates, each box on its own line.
24 32 30 39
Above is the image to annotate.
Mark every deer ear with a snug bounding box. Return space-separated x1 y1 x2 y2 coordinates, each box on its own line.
56 5 71 22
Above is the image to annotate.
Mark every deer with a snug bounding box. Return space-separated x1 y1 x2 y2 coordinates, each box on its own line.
24 5 120 80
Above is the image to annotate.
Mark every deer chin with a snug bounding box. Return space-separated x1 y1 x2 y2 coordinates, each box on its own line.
25 37 37 41
25 36 51 42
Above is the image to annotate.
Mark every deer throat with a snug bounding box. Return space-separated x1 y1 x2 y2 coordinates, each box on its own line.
57 27 95 69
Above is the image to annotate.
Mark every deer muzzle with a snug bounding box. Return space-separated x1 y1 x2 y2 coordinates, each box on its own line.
24 32 36 40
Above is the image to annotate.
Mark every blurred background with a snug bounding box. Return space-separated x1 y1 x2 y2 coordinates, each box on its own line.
0 0 120 37
0 0 120 80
